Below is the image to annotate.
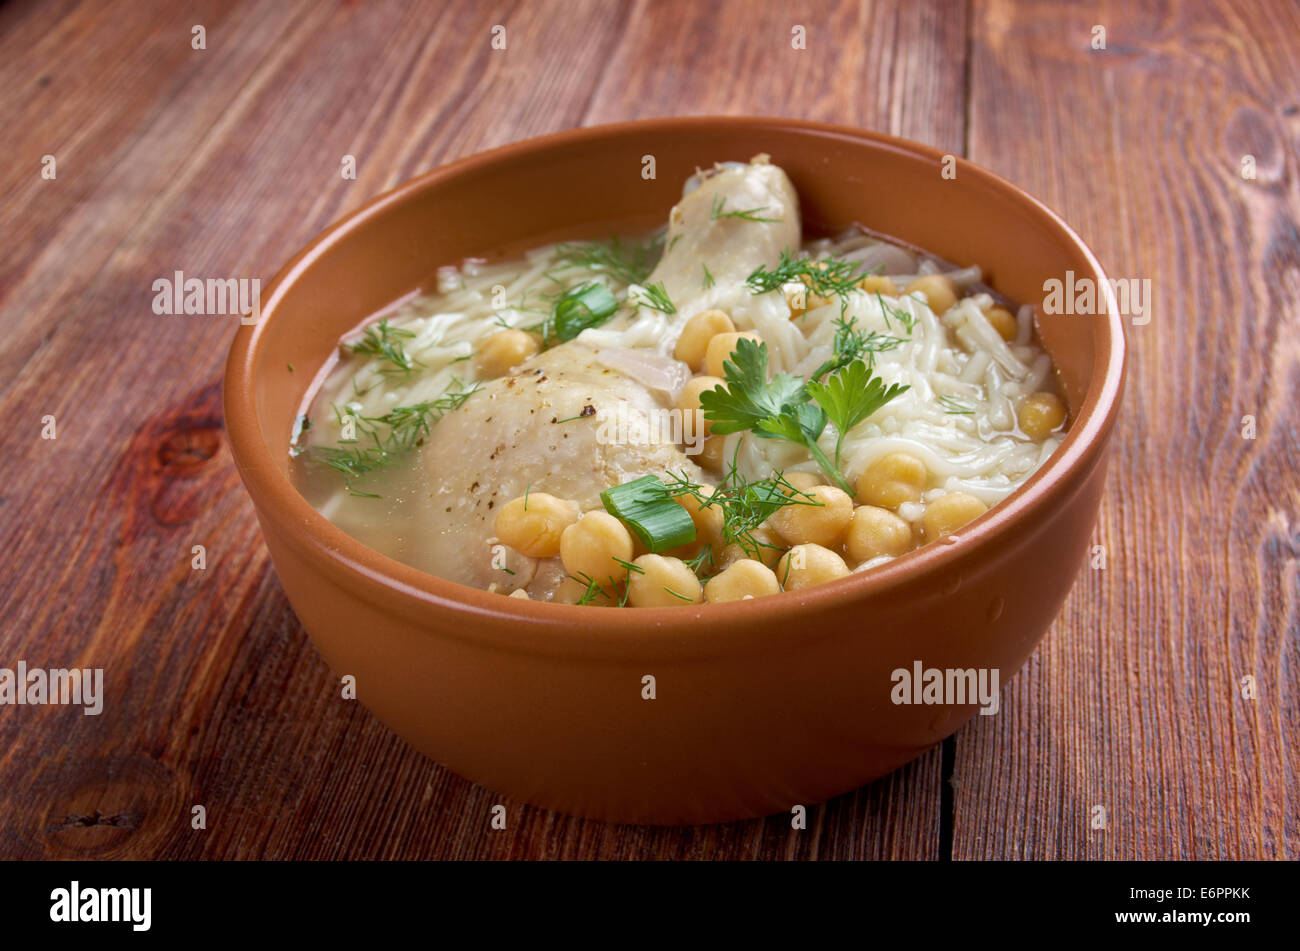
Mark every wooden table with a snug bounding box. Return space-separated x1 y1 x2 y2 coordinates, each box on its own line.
2 0 1296 861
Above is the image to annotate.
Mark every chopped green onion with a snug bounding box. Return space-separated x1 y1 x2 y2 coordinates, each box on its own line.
548 282 618 343
600 475 696 552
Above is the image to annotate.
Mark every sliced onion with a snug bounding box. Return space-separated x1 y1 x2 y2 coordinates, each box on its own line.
595 347 692 397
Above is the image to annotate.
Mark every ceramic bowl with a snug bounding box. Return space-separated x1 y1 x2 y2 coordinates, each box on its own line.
224 117 1125 824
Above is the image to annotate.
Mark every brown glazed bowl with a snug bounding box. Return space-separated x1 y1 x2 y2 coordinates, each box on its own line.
224 117 1125 825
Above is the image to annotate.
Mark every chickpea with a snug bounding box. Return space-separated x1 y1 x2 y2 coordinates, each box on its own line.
554 575 617 606
697 434 727 472
704 331 761 378
627 554 704 607
846 505 914 562
705 559 781 603
560 511 634 587
904 274 958 315
982 304 1018 342
677 375 724 438
858 275 899 296
674 309 735 371
776 544 850 591
476 329 540 378
717 526 783 569
922 491 988 540
855 452 929 509
780 470 825 496
676 486 725 543
769 485 853 548
1018 391 1067 439
493 493 580 557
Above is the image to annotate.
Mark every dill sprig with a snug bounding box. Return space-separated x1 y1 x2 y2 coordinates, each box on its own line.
347 318 420 375
876 292 918 333
746 249 871 302
702 262 715 289
298 380 479 496
654 462 820 562
551 234 663 287
629 281 676 315
938 394 976 415
711 195 783 223
809 312 907 380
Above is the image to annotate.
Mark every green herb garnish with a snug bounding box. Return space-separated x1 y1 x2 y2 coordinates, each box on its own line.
654 464 818 563
601 475 696 552
630 281 676 315
698 338 906 492
347 318 420 374
552 235 663 286
808 312 907 381
702 263 715 289
300 380 479 496
531 282 618 345
745 250 874 310
938 394 976 415
806 360 910 468
711 195 783 223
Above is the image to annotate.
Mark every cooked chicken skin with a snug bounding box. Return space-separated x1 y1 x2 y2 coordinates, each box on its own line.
646 155 800 311
419 157 800 599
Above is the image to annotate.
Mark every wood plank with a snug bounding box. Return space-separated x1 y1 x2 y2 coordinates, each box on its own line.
0 0 971 859
954 0 1300 859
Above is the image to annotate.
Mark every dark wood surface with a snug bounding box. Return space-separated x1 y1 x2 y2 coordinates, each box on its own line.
1 0 1296 860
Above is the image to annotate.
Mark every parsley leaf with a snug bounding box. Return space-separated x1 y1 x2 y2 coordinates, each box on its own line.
698 337 846 491
699 338 908 489
806 360 910 467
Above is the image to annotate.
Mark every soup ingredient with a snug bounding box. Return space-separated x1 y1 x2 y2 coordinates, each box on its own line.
493 492 580 558
674 309 735 369
745 247 875 310
1018 391 1067 439
704 331 762 378
845 505 914 562
698 337 907 493
347 317 420 375
296 380 478 496
407 157 799 597
857 275 898 296
804 358 909 467
629 281 676 315
626 554 705 607
477 329 541 378
600 475 696 552
657 467 814 562
982 304 1018 341
903 274 958 314
768 484 852 548
676 375 724 437
704 559 781 603
921 491 988 540
776 544 850 590
551 234 662 286
531 282 619 346
854 451 928 509
561 511 635 588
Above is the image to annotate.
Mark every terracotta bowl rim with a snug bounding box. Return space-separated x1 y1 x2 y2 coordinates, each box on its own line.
223 115 1126 655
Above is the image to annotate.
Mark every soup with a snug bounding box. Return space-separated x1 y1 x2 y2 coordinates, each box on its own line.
291 155 1068 606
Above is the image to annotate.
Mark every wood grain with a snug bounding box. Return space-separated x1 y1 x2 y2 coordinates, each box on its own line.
0 0 1294 860
953 0 1300 859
